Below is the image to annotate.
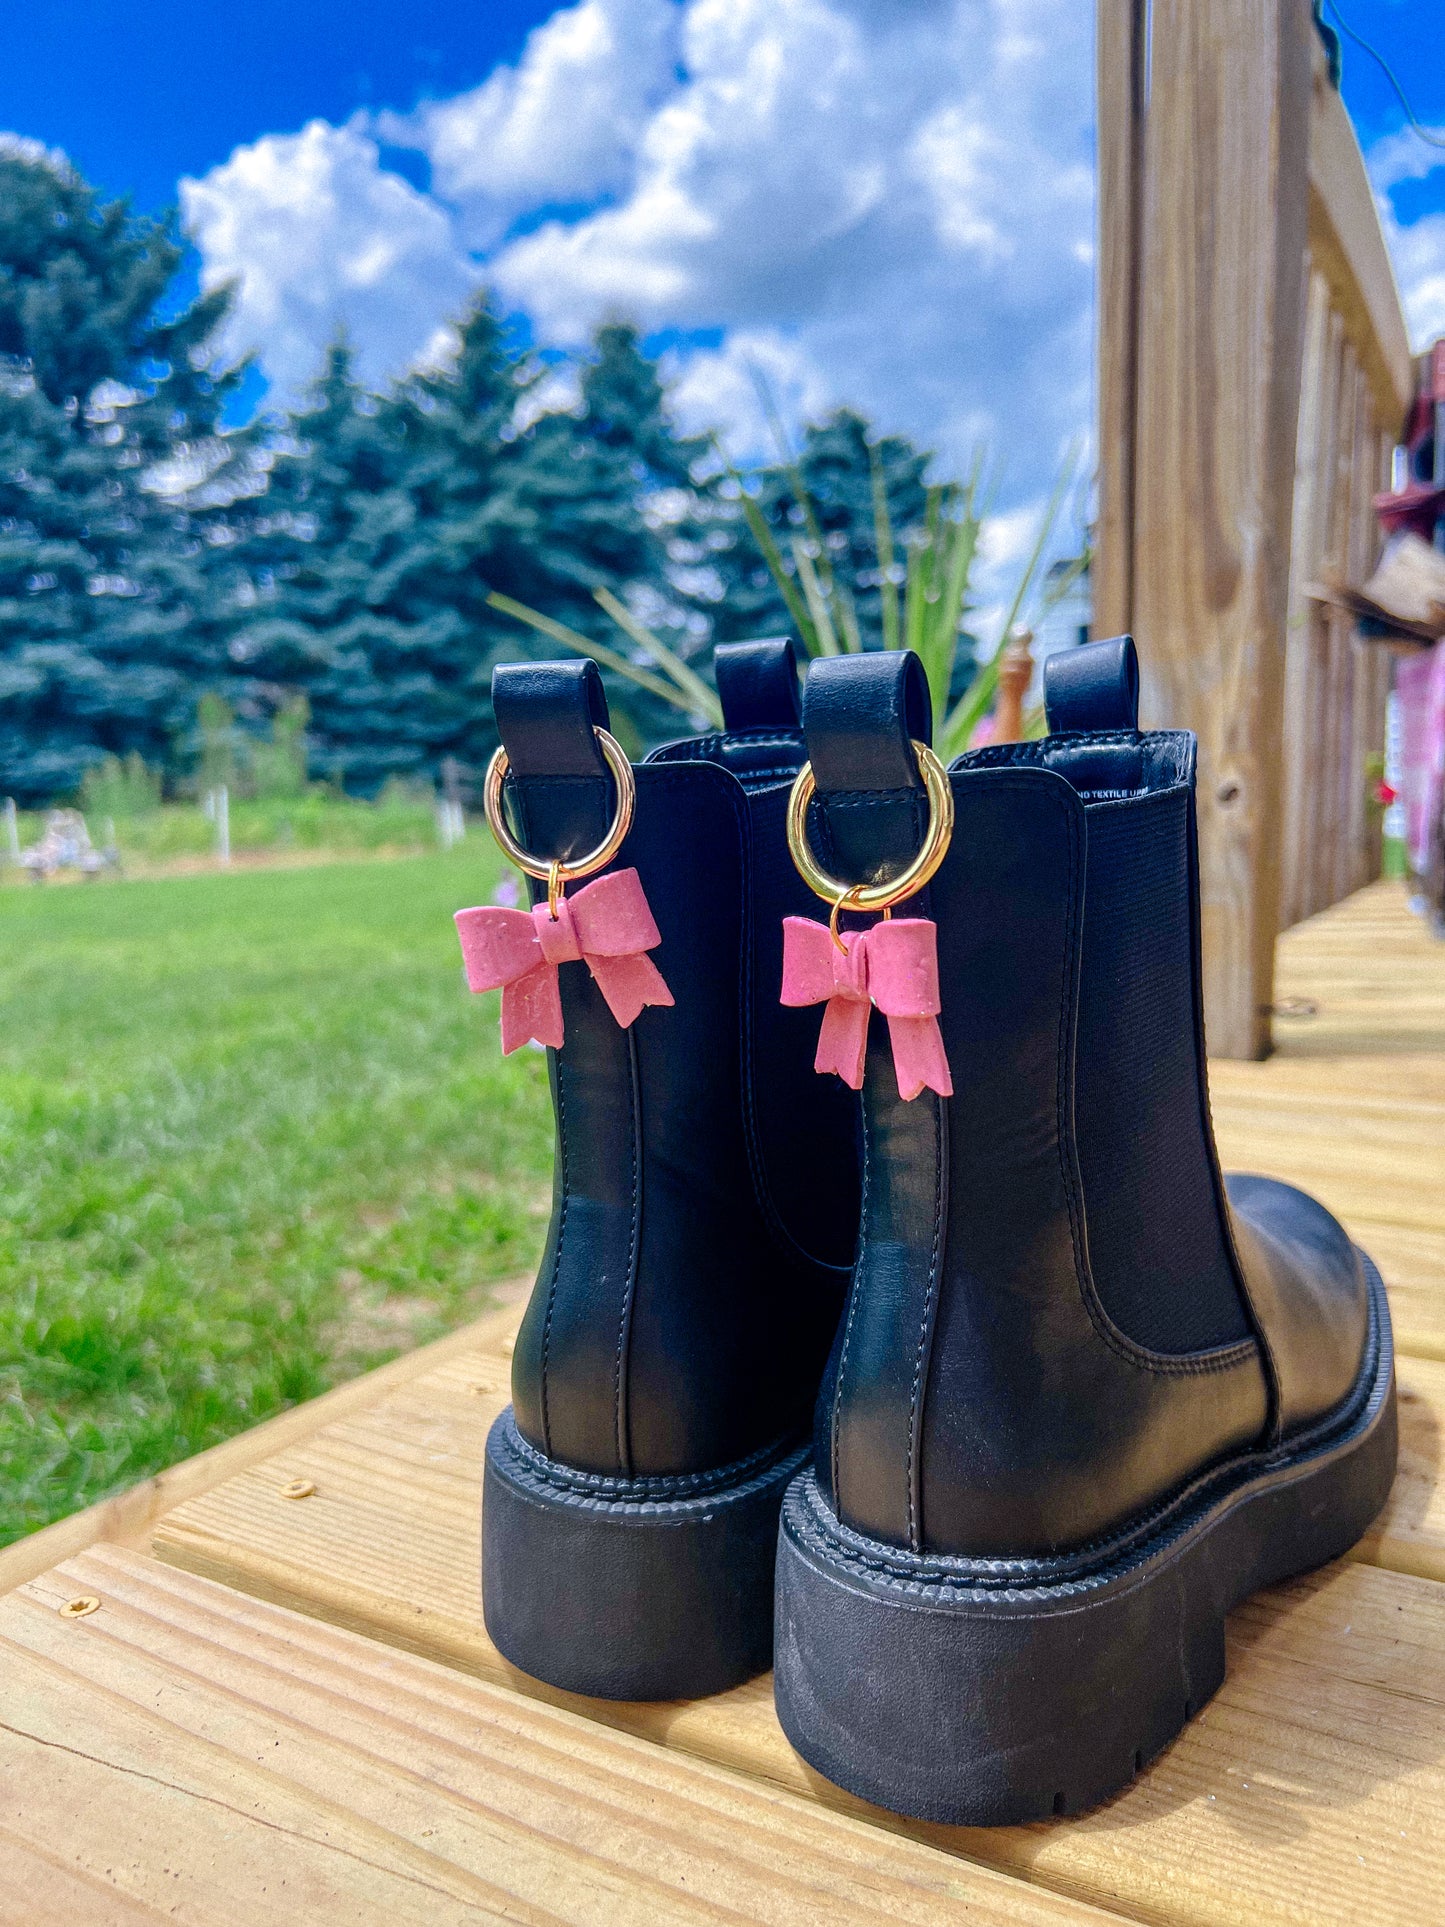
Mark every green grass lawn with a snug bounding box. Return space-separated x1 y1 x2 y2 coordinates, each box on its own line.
0 847 551 1548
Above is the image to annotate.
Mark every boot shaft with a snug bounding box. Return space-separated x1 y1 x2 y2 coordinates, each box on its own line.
800 645 1269 1558
491 649 856 1481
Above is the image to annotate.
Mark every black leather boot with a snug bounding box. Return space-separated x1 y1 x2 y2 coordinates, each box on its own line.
772 641 1397 1823
460 643 857 1699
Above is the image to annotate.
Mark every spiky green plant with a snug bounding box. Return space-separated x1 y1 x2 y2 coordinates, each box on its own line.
489 435 1085 758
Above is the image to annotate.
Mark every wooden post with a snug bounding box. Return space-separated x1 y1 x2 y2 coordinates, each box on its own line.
1098 0 1313 1058
993 628 1035 744
1093 0 1147 641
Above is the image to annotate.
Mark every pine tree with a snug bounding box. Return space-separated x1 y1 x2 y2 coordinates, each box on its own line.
345 304 686 774
0 144 247 802
577 322 725 724
221 302 678 788
477 321 724 744
218 337 461 791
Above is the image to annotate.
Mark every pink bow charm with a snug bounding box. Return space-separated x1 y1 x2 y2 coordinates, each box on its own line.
455 868 673 1054
780 916 952 1101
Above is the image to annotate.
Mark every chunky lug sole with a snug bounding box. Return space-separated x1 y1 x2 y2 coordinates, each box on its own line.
484 1408 809 1700
774 1255 1397 1825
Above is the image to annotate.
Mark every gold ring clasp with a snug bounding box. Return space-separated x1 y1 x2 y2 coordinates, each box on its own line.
483 727 636 916
786 739 954 948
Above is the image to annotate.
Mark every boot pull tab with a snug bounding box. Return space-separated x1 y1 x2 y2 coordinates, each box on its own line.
462 657 673 1052
714 638 802 732
1043 634 1139 735
783 650 953 1103
801 650 933 883
492 658 614 860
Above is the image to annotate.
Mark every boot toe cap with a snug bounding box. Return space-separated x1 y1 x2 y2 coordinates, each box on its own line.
1225 1172 1372 1436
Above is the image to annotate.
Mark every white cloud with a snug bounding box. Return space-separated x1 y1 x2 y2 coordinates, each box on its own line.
1389 210 1445 349
180 120 479 401
483 0 1094 490
380 0 679 249
663 330 835 462
182 0 1095 512
1367 125 1445 198
1368 134 1445 353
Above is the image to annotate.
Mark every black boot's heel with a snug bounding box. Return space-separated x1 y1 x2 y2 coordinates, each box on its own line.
484 1411 806 1700
775 1258 1396 1826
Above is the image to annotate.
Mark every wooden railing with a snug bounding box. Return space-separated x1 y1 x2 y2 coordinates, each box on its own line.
1280 61 1414 930
1094 0 1412 1056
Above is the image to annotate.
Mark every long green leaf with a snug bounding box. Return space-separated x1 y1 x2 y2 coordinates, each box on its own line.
734 483 818 651
748 361 838 604
793 538 840 655
790 475 836 603
989 448 1078 662
903 534 928 662
1036 546 1090 617
938 447 1079 756
926 507 981 714
834 577 864 654
711 430 831 654
910 491 979 725
869 439 900 653
592 587 723 725
938 656 999 761
486 592 699 719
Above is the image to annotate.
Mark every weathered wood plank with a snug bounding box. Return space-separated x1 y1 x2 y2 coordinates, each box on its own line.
1349 1223 1445 1363
1091 0 1146 641
0 1835 175 1926
1279 263 1333 931
1097 18 1405 960
2 1547 1111 1927
149 1330 1445 1927
1355 1354 1445 1583
1341 378 1380 900
1208 886 1445 1259
1131 0 1315 1056
1305 309 1350 925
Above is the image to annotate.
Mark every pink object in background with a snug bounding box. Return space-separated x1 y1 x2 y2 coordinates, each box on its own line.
1395 640 1445 878
455 868 673 1053
780 914 953 1102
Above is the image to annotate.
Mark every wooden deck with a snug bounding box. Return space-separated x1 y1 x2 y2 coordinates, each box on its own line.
3 878 1443 1925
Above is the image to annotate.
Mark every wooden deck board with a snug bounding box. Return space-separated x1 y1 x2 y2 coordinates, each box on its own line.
147 1323 1445 1927
0 1546 1114 1926
9 878 1445 1920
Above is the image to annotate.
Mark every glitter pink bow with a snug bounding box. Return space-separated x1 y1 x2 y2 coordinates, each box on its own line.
455 869 673 1053
780 916 952 1101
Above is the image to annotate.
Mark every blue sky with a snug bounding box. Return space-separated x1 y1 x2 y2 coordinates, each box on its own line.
0 3 558 214
2 0 1442 579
